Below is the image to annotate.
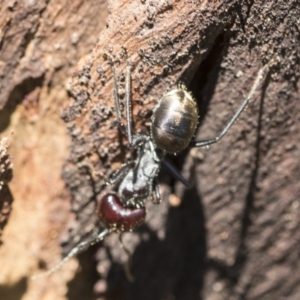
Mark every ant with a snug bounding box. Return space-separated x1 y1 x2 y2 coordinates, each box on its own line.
32 58 274 280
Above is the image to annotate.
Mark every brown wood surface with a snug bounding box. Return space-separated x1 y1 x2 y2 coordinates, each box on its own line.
0 0 299 299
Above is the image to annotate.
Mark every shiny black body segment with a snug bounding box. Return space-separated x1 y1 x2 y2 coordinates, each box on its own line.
151 88 198 153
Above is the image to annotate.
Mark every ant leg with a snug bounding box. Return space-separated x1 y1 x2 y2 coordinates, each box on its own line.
105 161 135 185
152 178 162 204
124 61 148 147
111 62 126 132
190 63 272 148
118 234 135 282
31 229 111 279
162 159 192 188
79 161 134 186
111 60 148 147
124 62 133 144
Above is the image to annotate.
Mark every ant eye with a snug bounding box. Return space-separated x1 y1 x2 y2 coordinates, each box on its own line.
98 193 146 231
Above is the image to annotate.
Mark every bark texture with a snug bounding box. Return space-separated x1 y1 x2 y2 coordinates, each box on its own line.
0 0 299 300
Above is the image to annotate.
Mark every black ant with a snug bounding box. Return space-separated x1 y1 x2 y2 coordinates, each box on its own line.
32 59 274 280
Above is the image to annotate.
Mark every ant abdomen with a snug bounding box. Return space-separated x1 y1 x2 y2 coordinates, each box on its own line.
98 193 146 232
151 87 198 154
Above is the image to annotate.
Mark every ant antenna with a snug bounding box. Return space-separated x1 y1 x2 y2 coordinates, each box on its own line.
118 234 135 282
31 229 111 280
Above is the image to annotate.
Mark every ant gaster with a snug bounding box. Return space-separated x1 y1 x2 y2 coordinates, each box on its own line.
32 59 273 279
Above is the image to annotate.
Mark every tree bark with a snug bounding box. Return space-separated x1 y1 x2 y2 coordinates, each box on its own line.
0 0 299 300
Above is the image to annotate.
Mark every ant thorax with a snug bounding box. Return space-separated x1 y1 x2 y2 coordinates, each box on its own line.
118 140 162 208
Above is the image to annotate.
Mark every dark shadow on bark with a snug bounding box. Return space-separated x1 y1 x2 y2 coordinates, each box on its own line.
0 277 27 300
0 74 44 132
67 244 101 300
189 30 230 122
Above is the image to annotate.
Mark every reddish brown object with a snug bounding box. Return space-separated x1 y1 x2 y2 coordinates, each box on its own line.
98 193 146 231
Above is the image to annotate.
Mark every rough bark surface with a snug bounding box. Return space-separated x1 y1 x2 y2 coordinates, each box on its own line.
0 0 299 300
